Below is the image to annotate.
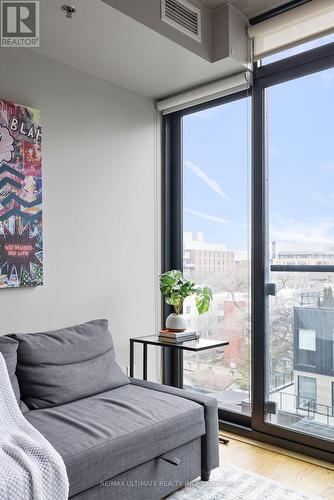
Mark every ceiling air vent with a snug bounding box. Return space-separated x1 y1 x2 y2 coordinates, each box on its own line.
161 0 201 42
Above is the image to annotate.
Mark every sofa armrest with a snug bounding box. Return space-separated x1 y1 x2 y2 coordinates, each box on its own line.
130 378 219 477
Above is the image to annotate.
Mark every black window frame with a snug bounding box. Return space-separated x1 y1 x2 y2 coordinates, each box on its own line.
163 40 334 462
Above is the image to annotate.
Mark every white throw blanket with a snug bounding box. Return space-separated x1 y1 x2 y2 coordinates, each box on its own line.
0 353 69 500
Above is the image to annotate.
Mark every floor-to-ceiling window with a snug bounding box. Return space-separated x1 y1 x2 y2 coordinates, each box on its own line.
163 38 334 459
263 67 334 442
181 95 251 416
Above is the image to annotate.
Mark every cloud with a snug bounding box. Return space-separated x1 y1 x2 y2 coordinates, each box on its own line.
185 160 229 200
306 191 334 208
185 208 230 225
270 216 334 247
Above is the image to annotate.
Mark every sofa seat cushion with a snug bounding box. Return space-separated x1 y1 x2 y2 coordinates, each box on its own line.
25 384 205 497
12 319 129 409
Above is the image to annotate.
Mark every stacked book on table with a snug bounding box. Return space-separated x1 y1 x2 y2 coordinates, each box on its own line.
158 329 199 343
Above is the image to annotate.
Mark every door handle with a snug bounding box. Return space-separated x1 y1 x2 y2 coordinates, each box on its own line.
266 283 277 296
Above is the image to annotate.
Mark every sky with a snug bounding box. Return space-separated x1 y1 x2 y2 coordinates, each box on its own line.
183 97 250 250
183 36 334 253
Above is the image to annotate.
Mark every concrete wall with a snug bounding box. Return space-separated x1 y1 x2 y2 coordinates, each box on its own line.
0 48 160 376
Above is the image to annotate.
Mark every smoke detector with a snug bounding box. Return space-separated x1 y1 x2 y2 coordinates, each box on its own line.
61 5 77 18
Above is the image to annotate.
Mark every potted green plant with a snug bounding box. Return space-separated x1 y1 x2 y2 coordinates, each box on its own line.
160 270 213 332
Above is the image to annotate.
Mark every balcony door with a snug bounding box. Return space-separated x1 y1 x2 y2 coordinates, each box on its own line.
253 51 334 453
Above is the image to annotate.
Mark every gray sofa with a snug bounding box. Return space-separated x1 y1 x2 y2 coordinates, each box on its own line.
0 319 219 499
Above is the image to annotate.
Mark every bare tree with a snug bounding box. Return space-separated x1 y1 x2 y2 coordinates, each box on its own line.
235 303 293 391
269 305 293 373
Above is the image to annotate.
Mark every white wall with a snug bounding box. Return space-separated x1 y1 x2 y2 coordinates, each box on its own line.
0 48 160 373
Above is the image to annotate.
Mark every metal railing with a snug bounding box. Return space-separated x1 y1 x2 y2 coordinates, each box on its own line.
269 370 294 392
300 291 323 307
278 392 334 426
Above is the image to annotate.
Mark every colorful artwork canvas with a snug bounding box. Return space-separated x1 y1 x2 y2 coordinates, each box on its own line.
0 100 42 288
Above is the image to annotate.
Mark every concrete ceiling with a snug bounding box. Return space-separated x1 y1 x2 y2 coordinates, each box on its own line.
201 0 291 18
33 0 246 99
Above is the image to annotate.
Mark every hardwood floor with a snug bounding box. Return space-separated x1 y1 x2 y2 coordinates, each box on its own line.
219 432 334 499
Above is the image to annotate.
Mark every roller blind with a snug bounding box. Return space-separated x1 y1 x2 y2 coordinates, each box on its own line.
156 72 251 115
248 0 334 60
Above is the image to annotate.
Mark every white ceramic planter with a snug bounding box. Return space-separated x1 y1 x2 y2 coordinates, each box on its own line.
166 313 187 332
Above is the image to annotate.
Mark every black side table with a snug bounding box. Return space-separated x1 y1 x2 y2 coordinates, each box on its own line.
130 335 230 445
129 335 229 389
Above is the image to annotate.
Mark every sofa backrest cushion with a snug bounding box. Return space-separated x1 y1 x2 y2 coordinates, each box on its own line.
12 319 129 410
0 336 29 413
